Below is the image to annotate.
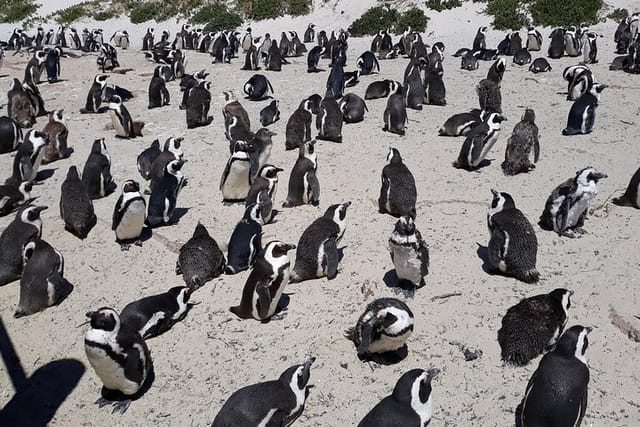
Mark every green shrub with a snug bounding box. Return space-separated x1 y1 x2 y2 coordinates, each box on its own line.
54 4 89 24
485 0 528 30
94 9 118 21
425 0 462 12
529 0 602 26
237 0 286 20
397 7 428 33
0 0 38 23
286 0 312 16
607 8 629 22
129 2 165 23
350 6 399 37
196 4 243 32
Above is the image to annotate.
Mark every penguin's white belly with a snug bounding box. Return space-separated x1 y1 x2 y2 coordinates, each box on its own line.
29 150 45 181
391 244 422 284
367 328 412 353
302 172 310 203
85 345 140 395
222 164 250 200
46 277 56 305
110 111 128 137
316 244 325 277
116 201 146 240
566 194 594 228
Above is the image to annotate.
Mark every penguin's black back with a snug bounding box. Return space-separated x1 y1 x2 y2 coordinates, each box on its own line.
358 396 420 427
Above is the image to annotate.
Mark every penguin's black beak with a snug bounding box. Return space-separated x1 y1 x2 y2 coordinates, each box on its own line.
33 205 48 214
426 367 441 381
490 188 498 197
284 243 296 252
343 201 352 208
585 326 593 334
85 311 95 319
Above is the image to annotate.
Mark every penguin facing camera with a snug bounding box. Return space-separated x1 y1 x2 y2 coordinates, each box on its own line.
112 180 147 250
108 95 144 138
389 216 429 290
146 159 186 227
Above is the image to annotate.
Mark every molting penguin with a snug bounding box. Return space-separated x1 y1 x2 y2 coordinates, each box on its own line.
220 142 251 203
289 201 351 283
340 93 367 123
379 148 417 218
563 83 607 135
0 205 47 286
137 139 161 181
211 357 315 427
186 81 212 128
147 159 186 227
8 78 35 128
358 368 440 427
539 167 607 237
388 216 429 290
112 180 146 250
438 109 484 136
260 99 280 126
0 181 33 217
176 222 226 289
148 65 170 109
0 116 23 154
613 166 640 208
424 59 447 106
498 288 572 366
245 164 283 224
383 91 407 136
461 51 480 70
84 308 152 414
477 78 502 113
316 88 343 143
230 240 296 321
82 138 114 199
283 140 319 207
226 203 262 275
243 74 274 100
528 57 552 73
487 190 539 283
108 95 144 138
516 326 591 427
119 286 190 339
7 129 48 184
453 112 505 170
60 166 97 239
502 108 539 175
42 109 70 163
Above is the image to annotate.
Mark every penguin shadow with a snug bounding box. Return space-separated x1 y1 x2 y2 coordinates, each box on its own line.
35 169 56 182
473 159 493 171
54 278 75 307
382 270 417 298
476 243 500 276
260 294 290 324
360 345 409 366
171 208 190 224
0 318 85 426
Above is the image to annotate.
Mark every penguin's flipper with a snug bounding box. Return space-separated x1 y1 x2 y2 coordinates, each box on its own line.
533 140 540 163
555 197 571 235
265 77 274 95
123 345 145 385
378 176 389 213
256 280 272 320
307 171 320 204
487 230 506 270
324 236 339 280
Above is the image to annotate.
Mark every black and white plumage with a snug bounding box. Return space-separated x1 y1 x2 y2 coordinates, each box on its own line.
565 65 593 101
379 148 417 218
7 129 48 185
502 108 539 176
244 74 274 100
365 79 400 100
487 190 539 283
148 65 170 109
307 45 325 72
285 97 315 151
389 216 429 290
60 166 96 240
112 180 146 250
346 298 414 364
245 164 283 224
8 78 34 128
225 203 262 275
0 205 46 286
136 139 161 181
84 308 152 414
176 222 226 289
149 137 184 193
0 116 23 154
356 51 380 75
473 26 487 51
119 286 191 339
526 27 543 51
563 83 607 136
358 368 440 427
260 99 280 126
339 93 367 123
283 140 319 207
82 138 114 199
528 57 552 73
212 357 315 427
438 109 484 137
539 167 607 237
146 159 186 227
290 201 351 283
108 95 144 138
220 142 252 203
498 288 572 366
316 88 343 143
516 325 591 427
453 112 505 171
0 181 33 217
613 166 640 209
582 32 598 64
383 93 407 136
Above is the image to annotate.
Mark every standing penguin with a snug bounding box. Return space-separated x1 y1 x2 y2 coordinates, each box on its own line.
7 130 48 185
582 32 598 64
223 90 251 131
473 27 487 50
340 93 368 123
60 166 97 239
326 54 345 99
502 108 540 175
245 164 283 224
498 288 572 366
266 40 284 71
383 92 407 136
230 240 296 321
486 58 506 84
564 26 581 57
42 109 70 164
358 368 440 427
84 308 152 414
24 50 47 85
241 28 252 52
260 100 280 127
539 167 607 237
147 159 186 227
487 190 539 283
357 51 380 75
80 74 109 114
136 139 161 181
8 78 35 128
307 45 325 72
379 148 417 218
82 138 114 199
477 78 502 113
220 142 252 203
119 286 190 339
148 65 170 109
304 24 316 43
516 326 591 427
316 88 343 143
142 28 154 51
0 205 47 286
109 95 144 138
563 83 607 135
186 81 212 128
389 216 429 290
0 181 33 216
548 28 565 58
226 203 262 275
513 48 532 65
290 201 351 283
526 27 543 51
613 167 640 208
0 116 23 154
285 99 314 150
403 63 425 111
176 222 226 290
346 298 414 364
243 74 274 100
149 137 184 192
453 112 505 171
283 140 319 207
212 358 314 426
112 180 146 250
45 46 62 83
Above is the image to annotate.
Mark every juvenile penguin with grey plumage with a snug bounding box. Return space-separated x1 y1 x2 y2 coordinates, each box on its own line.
539 167 607 237
290 201 351 283
186 81 212 129
613 166 640 208
389 216 429 290
285 96 315 150
82 138 115 199
176 222 226 290
498 288 572 366
379 148 417 218
42 109 70 164
346 298 414 364
453 112 505 171
226 203 262 275
112 180 146 250
502 109 539 175
477 79 502 113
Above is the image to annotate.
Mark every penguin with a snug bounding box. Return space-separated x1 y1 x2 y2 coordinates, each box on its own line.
508 32 523 56
8 78 35 128
211 357 314 426
562 83 606 135
186 81 212 129
7 129 48 185
148 65 170 109
516 325 591 427
23 81 47 121
241 41 260 71
358 368 440 427
0 181 33 217
539 167 607 238
461 51 480 70
513 48 532 65
279 32 291 58
304 24 315 43
42 109 70 164
379 148 417 218
307 45 325 72
613 167 640 208
112 180 146 250
243 74 274 101
564 27 580 57
566 67 593 101
582 32 598 64
473 26 487 51
230 240 296 321
147 159 186 227
119 286 190 339
346 298 414 364
316 88 343 143
267 40 284 71
241 28 252 52
476 48 498 61
60 166 97 239
24 50 47 85
498 288 572 366
260 99 280 127
220 142 252 203
438 109 484 137
486 57 506 84
344 70 360 87
403 64 425 111
45 46 62 83
0 205 47 286
245 164 283 224
497 33 512 55
383 92 407 136
340 93 368 123
528 57 552 73
137 139 161 181
0 116 23 154
283 140 319 208
326 54 345 99
223 91 251 137
84 308 152 414
357 51 380 75
289 201 351 283
453 112 506 171
365 79 400 100
82 138 114 199
424 59 446 106
149 137 184 192
548 28 565 59
14 238 66 318
247 128 275 182
226 203 262 275
477 78 502 113
388 216 429 290
80 74 109 114
176 222 226 289
526 27 543 51
285 100 313 151
502 108 539 175
108 95 144 138
486 190 539 283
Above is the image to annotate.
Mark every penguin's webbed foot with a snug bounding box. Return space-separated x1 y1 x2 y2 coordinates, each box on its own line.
574 227 587 235
269 310 288 322
112 399 132 414
134 239 143 247
559 230 576 238
95 397 112 408
119 242 130 251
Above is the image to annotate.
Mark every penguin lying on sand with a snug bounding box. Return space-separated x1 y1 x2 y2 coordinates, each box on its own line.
176 223 225 289
119 286 191 338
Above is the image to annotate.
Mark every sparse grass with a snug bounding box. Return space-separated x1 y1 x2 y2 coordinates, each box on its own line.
0 0 39 23
607 8 628 22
